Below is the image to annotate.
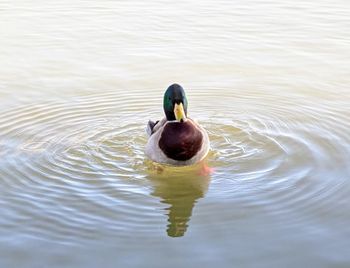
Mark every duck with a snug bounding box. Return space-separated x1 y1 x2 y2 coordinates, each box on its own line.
145 84 210 166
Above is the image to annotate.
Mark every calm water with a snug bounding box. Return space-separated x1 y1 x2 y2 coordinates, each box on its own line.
1 0 350 267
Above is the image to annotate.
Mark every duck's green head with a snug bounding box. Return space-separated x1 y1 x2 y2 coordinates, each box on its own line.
163 84 188 122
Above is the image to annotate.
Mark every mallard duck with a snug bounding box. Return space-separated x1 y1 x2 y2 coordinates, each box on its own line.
145 84 210 166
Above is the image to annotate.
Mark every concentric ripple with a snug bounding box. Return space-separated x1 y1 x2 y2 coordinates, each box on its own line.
0 88 350 243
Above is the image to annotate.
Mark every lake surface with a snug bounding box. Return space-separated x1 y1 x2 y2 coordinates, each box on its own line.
1 0 350 267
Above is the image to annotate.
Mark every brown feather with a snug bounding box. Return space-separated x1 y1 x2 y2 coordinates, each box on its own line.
159 121 203 161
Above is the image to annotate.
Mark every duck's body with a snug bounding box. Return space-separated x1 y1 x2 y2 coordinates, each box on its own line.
145 84 210 166
146 117 210 166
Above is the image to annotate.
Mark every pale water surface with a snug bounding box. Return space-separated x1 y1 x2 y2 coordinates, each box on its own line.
1 0 350 267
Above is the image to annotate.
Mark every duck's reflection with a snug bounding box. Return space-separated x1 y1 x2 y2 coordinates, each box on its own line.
147 163 211 237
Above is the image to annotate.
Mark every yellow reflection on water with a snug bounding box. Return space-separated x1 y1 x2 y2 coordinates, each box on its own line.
147 162 211 237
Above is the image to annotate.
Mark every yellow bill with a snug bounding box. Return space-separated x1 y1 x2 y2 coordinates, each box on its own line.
174 103 186 122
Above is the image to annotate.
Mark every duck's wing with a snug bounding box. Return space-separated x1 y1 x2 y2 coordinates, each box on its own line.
146 120 159 136
146 118 167 136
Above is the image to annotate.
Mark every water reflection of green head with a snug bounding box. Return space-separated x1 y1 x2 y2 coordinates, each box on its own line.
148 166 210 238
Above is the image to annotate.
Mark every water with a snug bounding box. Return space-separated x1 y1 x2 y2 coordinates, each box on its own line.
1 0 350 267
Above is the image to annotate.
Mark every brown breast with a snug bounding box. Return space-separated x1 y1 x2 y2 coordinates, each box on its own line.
159 121 203 161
